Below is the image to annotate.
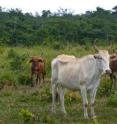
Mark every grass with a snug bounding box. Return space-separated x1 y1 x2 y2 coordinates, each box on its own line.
0 44 116 123
0 83 116 124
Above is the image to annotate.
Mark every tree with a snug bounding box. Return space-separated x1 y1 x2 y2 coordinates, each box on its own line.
42 10 51 17
112 6 117 15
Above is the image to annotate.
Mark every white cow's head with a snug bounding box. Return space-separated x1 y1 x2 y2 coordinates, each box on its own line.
94 50 111 74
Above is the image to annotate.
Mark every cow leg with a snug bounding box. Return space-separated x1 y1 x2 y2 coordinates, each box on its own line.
59 87 66 114
114 75 117 88
42 73 45 83
51 82 57 113
80 86 89 119
90 88 97 119
36 74 39 86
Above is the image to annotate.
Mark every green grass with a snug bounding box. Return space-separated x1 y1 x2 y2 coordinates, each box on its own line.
0 83 117 124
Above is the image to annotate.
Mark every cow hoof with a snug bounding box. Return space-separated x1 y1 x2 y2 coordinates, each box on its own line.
61 109 67 114
62 111 67 114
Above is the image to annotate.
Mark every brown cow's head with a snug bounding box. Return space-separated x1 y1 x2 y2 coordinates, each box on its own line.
29 56 44 64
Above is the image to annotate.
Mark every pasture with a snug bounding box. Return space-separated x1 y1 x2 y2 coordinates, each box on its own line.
0 44 117 124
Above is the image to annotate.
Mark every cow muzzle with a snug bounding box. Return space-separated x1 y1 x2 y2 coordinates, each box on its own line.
105 69 112 74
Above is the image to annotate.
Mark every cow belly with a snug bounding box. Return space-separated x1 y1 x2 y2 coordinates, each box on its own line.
58 70 80 90
58 79 80 90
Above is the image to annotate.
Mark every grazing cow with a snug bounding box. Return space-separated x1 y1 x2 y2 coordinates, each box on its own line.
29 56 45 87
51 50 111 119
109 54 117 89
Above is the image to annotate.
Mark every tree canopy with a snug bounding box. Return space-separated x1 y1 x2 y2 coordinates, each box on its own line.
0 6 117 46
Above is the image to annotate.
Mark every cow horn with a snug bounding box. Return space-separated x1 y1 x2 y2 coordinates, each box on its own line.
93 39 99 52
108 41 114 53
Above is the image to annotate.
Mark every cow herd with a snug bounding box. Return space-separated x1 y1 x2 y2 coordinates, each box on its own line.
29 45 117 119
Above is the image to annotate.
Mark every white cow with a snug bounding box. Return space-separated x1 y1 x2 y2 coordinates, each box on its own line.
51 50 111 119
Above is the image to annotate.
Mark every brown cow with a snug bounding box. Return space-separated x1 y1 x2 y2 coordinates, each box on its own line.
109 54 117 89
29 56 46 87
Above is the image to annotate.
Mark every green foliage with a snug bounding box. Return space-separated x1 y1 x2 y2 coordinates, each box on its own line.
17 73 31 85
65 91 82 104
19 108 34 121
0 46 5 54
9 53 28 71
90 119 100 124
0 84 117 123
52 41 63 50
7 49 18 58
0 71 16 85
107 90 117 107
97 76 111 97
0 6 117 46
40 113 56 124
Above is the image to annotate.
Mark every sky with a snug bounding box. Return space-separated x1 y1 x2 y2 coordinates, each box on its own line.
0 0 117 15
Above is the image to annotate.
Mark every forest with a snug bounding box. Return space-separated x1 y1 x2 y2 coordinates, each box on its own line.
0 6 117 46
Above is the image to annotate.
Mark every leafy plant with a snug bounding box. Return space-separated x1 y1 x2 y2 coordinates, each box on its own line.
19 108 34 121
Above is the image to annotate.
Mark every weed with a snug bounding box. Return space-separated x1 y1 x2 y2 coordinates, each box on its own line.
19 108 34 122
